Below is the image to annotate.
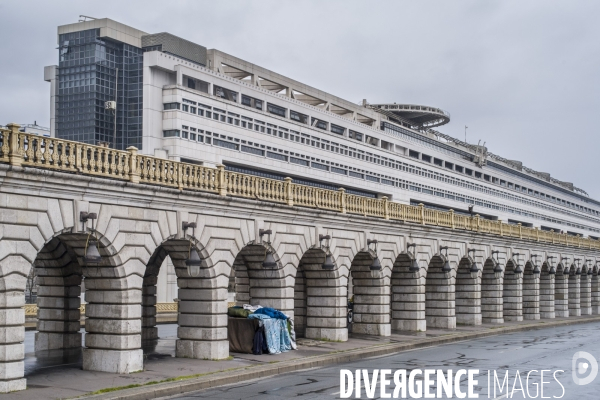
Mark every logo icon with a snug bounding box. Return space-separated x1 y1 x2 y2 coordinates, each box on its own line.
572 351 598 385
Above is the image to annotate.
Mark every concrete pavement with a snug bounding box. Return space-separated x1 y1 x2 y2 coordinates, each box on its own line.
5 316 600 400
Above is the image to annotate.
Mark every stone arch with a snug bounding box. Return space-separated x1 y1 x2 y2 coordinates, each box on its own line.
522 261 540 320
349 250 391 336
425 255 456 329
481 257 503 324
455 256 481 326
568 264 581 317
295 247 347 341
503 259 523 322
580 264 592 316
391 253 426 332
231 242 291 314
539 262 555 319
33 234 85 352
554 263 569 317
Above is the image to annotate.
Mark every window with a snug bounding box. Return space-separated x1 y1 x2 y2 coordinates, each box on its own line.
311 117 328 130
184 76 209 93
349 130 363 141
290 157 309 166
241 95 263 110
182 104 189 112
182 131 189 139
465 168 473 176
349 171 364 179
312 162 329 171
366 175 379 183
163 102 180 110
484 174 491 181
213 85 238 102
382 178 394 186
290 110 308 124
409 150 420 159
421 154 431 163
163 130 180 137
241 145 264 156
267 103 286 117
267 151 288 161
434 158 443 166
474 171 482 178
213 139 238 150
455 165 463 173
331 166 347 175
445 162 454 170
190 133 196 141
331 124 345 135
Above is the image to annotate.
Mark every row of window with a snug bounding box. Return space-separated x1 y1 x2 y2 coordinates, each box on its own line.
179 78 599 220
168 99 600 229
162 116 599 235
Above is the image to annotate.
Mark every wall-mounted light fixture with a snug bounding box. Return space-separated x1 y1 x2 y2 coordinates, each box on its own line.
574 258 582 275
467 249 479 279
439 246 451 278
491 250 503 278
547 256 556 275
182 222 205 277
407 243 420 273
81 212 101 264
561 257 570 275
586 259 593 275
531 255 541 275
319 234 334 270
512 253 523 275
259 229 277 269
367 239 381 271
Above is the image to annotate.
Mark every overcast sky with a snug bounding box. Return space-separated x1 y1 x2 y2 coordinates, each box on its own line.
1 0 598 199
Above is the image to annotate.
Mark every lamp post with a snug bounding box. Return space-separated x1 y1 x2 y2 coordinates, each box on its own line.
182 221 205 277
81 212 101 264
319 234 335 270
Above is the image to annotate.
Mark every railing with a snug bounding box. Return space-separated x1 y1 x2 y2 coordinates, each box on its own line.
1 124 599 251
24 302 179 317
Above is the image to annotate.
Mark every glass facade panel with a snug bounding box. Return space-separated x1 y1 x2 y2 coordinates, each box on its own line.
56 29 143 149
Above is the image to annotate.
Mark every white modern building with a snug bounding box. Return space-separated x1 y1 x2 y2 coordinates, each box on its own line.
45 17 600 303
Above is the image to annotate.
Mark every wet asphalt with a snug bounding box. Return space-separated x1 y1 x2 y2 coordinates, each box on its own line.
162 321 600 399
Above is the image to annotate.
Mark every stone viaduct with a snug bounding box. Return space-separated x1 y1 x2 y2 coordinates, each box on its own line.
0 126 599 392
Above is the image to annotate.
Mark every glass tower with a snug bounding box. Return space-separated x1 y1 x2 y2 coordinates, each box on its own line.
56 28 143 150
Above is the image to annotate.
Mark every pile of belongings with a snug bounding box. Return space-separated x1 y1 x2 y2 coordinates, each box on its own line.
227 304 296 355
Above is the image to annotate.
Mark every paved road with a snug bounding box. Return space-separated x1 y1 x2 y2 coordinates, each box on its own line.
164 322 600 399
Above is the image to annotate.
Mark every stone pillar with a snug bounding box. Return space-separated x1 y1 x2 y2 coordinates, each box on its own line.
142 276 158 341
455 269 482 325
0 291 26 393
391 270 426 332
305 274 348 341
568 273 581 317
481 269 503 324
592 274 600 315
522 272 540 320
293 271 307 337
554 272 569 317
82 278 143 374
352 271 391 336
580 273 592 316
539 272 555 319
425 269 456 329
503 272 523 322
176 283 229 360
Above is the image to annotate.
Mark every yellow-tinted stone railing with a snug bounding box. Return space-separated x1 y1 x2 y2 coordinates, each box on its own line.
1 123 598 251
24 302 179 317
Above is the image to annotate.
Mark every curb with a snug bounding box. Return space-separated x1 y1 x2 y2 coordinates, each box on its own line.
77 316 600 400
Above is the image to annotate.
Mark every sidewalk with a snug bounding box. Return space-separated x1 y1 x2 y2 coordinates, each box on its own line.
7 315 600 400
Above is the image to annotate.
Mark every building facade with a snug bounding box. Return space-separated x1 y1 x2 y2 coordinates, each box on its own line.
44 18 600 303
